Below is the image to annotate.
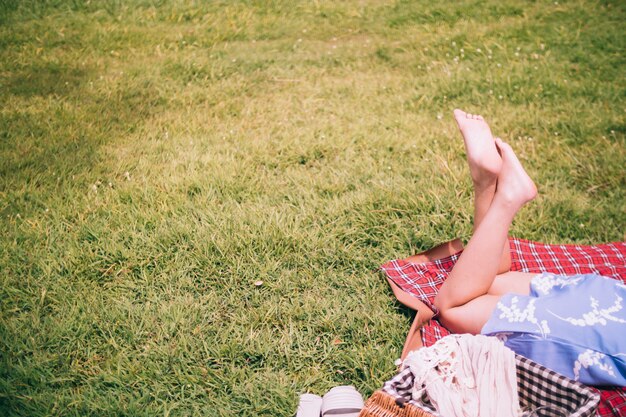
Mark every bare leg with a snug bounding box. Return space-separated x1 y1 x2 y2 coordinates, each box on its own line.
433 138 537 334
453 109 511 272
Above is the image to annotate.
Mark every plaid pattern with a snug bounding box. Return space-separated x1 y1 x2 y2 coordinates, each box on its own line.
379 237 626 417
598 387 626 417
379 252 459 315
515 355 599 417
509 238 626 278
379 354 599 417
381 366 438 415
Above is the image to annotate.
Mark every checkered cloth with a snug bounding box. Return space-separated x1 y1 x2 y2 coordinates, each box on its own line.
380 237 626 417
376 353 600 417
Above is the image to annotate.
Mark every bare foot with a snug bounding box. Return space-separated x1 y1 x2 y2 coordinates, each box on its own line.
453 109 502 186
494 138 537 209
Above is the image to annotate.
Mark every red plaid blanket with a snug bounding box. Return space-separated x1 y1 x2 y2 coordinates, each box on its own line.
380 237 626 417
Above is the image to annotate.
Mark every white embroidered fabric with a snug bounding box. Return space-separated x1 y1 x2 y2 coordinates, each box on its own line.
402 334 520 417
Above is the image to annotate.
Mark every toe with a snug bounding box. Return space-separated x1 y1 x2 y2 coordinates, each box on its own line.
498 141 513 157
476 115 484 120
495 137 505 150
453 109 466 119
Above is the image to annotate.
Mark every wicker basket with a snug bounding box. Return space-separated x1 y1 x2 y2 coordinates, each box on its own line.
359 355 600 417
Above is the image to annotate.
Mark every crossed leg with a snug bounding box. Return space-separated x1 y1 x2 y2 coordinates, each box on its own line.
434 112 538 335
452 109 510 273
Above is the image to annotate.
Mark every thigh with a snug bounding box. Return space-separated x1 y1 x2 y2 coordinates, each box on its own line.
439 272 534 335
488 271 534 296
438 294 502 335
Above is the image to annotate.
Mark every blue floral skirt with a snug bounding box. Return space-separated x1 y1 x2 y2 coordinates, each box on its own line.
481 272 626 386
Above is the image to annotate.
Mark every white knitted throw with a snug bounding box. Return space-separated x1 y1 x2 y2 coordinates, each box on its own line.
402 334 521 417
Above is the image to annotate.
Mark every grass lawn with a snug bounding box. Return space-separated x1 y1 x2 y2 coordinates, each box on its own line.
1 0 624 415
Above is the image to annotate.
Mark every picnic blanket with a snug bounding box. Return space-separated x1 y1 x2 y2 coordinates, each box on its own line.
380 237 626 417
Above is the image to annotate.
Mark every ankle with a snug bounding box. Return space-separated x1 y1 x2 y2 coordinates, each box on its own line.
492 192 525 213
474 181 497 197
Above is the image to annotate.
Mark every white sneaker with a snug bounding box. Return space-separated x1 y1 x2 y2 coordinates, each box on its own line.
296 393 323 417
321 386 364 417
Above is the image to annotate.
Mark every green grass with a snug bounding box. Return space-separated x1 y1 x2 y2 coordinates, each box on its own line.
1 0 625 415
